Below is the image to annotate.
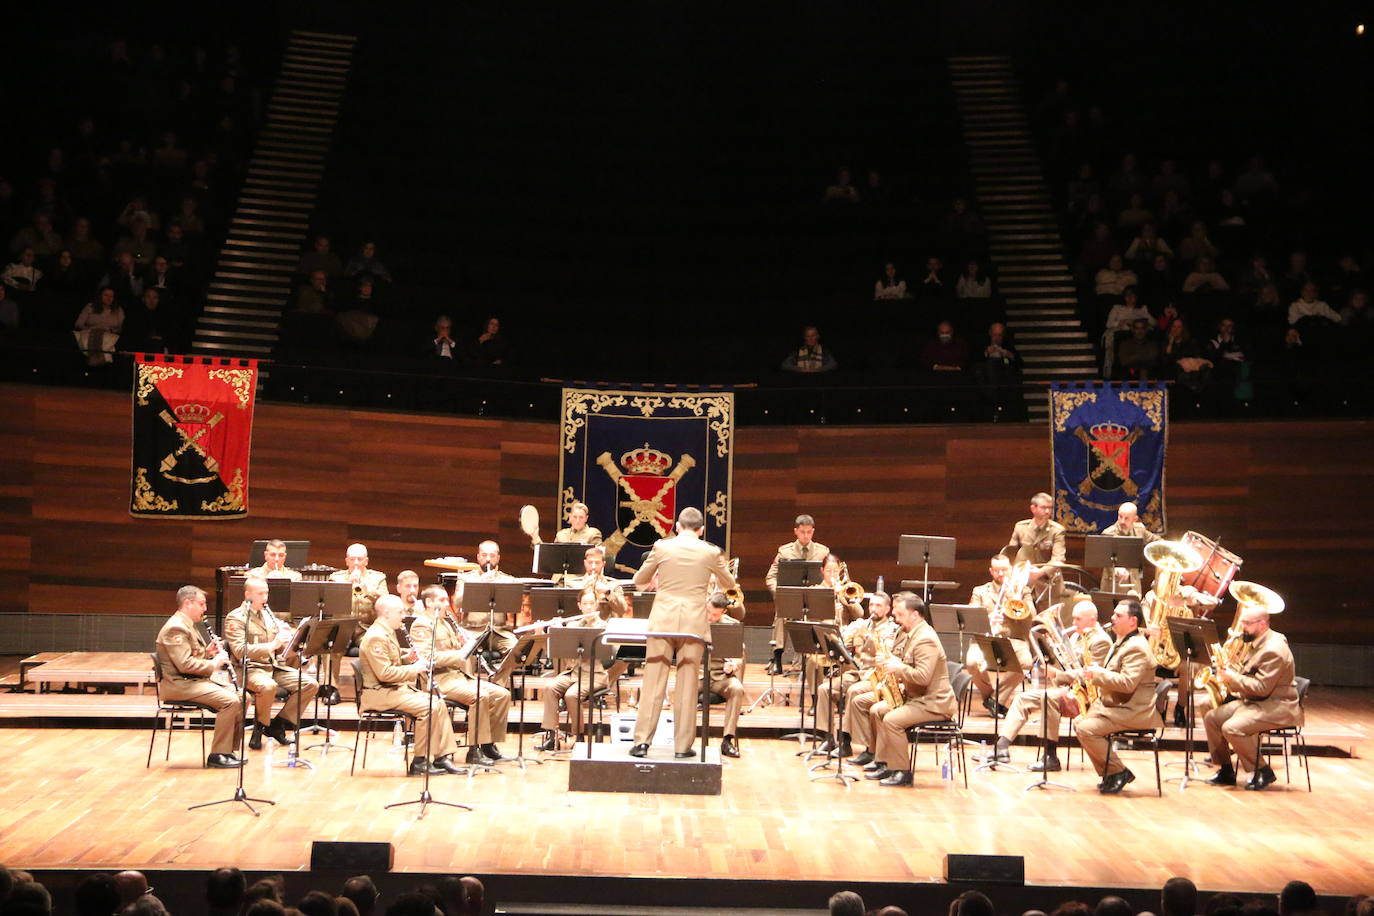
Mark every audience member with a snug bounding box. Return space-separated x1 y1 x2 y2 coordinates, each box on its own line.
953 890 997 916
823 167 860 204
781 324 838 373
428 314 461 361
65 217 106 267
3 247 44 295
75 873 122 916
207 867 247 916
470 316 510 367
1125 223 1172 269
917 256 949 299
6 880 54 915
298 235 343 280
345 241 393 283
1278 881 1319 916
113 870 152 907
299 889 342 916
295 270 336 314
829 890 866 916
1205 317 1248 385
1177 220 1219 268
1096 896 1135 916
1095 254 1138 298
342 875 380 916
1161 877 1198 916
920 320 968 372
1079 222 1118 277
1117 318 1160 378
874 262 910 300
1287 282 1341 327
957 259 992 299
1117 192 1153 234
1182 257 1229 295
9 213 62 259
74 286 126 364
1342 289 1371 329
386 891 443 916
1102 288 1152 376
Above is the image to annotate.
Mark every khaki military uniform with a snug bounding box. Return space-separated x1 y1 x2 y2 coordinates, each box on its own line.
707 615 746 736
765 539 830 648
324 567 389 689
409 611 511 746
818 615 897 732
358 621 456 762
563 573 629 619
155 611 242 756
964 579 1038 709
1076 631 1159 777
247 564 303 581
632 533 736 751
847 619 957 766
1006 518 1067 610
223 600 318 726
1197 629 1301 774
1096 522 1159 594
539 614 610 736
1003 624 1112 743
554 525 603 545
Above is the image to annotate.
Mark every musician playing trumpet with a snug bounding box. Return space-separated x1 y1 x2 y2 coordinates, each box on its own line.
989 596 1111 771
410 585 511 766
224 576 319 750
248 538 303 581
324 543 390 704
563 546 629 619
817 590 897 760
964 554 1039 717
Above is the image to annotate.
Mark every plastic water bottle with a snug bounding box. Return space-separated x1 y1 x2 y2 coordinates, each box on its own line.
941 757 951 781
392 720 402 747
876 575 885 595
287 742 298 768
1032 658 1045 690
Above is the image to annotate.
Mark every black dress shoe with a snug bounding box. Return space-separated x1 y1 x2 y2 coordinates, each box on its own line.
862 758 887 772
267 717 292 745
207 753 245 768
1244 765 1277 791
320 685 342 706
465 746 497 766
435 755 467 774
1206 766 1237 786
879 769 914 787
629 743 650 758
536 732 560 752
1173 705 1189 729
1100 768 1136 794
1028 755 1062 773
675 748 696 759
848 751 875 767
864 766 891 780
248 723 265 751
721 736 740 758
408 757 445 776
481 743 504 761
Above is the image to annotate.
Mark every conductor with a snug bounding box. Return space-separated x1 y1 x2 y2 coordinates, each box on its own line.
629 507 737 759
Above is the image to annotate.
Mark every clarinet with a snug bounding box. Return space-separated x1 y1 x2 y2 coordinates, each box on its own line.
195 620 239 688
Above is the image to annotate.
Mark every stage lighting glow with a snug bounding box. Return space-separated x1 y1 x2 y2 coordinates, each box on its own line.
1358 23 1366 35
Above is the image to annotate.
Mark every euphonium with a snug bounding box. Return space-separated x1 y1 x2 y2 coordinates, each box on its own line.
1197 580 1283 707
1143 539 1204 669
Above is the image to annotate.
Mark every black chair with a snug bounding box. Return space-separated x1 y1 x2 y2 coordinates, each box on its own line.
902 663 970 788
1257 676 1312 791
146 651 216 768
1100 726 1163 796
349 659 412 776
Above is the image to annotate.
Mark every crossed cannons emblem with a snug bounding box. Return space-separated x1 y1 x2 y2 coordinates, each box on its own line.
595 450 696 560
1074 425 1142 497
158 408 224 484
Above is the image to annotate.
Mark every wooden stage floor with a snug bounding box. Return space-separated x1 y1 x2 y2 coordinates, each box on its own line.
1 689 1372 898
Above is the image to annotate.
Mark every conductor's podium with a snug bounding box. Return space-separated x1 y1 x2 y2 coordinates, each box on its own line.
568 741 723 796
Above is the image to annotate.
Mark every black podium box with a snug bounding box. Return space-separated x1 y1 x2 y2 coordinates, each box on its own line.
567 742 722 796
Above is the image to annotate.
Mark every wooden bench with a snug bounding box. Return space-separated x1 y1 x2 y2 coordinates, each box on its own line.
26 652 158 695
19 652 67 692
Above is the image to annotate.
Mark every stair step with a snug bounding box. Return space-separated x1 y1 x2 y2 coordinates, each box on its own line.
1009 321 1087 331
1005 307 1080 317
221 247 299 263
206 294 286 308
192 341 275 355
201 316 280 331
1023 367 1097 378
209 281 292 295
197 328 279 342
239 183 317 200
221 235 300 250
203 303 281 317
267 111 336 128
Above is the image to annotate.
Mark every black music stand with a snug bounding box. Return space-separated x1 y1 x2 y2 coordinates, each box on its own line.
494 631 548 770
1165 616 1218 790
227 575 295 620
548 625 615 760
1023 632 1074 794
453 628 501 777
897 535 957 607
972 634 1020 773
287 580 351 736
1085 535 1144 592
930 603 986 666
806 627 860 786
776 558 824 588
630 592 654 619
529 588 585 622
461 581 525 678
248 539 310 567
533 543 592 581
189 646 274 816
775 586 833 740
302 618 358 756
783 618 832 751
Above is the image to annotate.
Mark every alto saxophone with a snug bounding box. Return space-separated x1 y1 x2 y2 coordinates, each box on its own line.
866 638 904 708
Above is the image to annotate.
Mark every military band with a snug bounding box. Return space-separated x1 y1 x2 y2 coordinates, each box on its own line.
156 495 1307 797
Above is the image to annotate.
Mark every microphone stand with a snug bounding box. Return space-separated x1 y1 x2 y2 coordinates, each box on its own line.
386 617 471 817
190 645 275 815
1024 629 1072 792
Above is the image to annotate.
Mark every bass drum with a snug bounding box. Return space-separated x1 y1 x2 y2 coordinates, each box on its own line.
1180 530 1244 609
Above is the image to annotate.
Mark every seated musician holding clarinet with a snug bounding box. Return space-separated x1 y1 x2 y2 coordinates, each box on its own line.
224 575 318 750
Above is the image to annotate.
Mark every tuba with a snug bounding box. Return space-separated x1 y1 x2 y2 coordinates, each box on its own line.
1197 581 1284 707
1143 539 1204 669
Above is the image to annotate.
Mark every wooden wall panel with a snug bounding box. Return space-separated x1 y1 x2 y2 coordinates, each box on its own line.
1 384 1370 644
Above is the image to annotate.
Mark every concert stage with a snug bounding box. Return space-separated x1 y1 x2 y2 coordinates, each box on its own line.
1 687 1371 902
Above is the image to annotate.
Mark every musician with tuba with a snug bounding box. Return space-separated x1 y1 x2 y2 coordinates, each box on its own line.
324 543 390 704
817 590 897 760
1097 502 1160 594
847 592 957 787
1076 597 1158 794
248 538 303 581
989 595 1111 771
224 575 319 750
1141 539 1216 726
1004 492 1067 608
154 586 244 768
964 554 1040 717
1196 584 1299 790
563 546 630 619
410 585 511 766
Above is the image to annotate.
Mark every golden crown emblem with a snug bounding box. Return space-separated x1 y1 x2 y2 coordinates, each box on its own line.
620 443 672 476
1089 420 1130 442
173 402 214 425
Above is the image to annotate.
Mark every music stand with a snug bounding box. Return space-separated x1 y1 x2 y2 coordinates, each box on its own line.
972 634 1020 773
775 587 833 740
930 603 985 666
548 626 615 760
302 618 358 756
460 582 525 678
533 543 591 581
189 646 274 816
776 559 824 587
248 539 310 567
494 631 549 769
453 628 501 777
1085 535 1144 590
529 588 585 622
807 627 860 786
1023 632 1074 794
1089 591 1123 625
897 535 957 607
273 616 321 771
287 581 351 737
783 619 832 751
1165 617 1218 790
227 575 295 619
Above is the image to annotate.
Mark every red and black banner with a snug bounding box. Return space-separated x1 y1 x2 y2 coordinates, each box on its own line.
130 354 259 519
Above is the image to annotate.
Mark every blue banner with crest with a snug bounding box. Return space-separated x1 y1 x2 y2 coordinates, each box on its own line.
558 389 734 575
1049 381 1167 534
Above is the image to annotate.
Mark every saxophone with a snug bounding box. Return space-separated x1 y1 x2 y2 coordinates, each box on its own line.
865 636 904 708
1196 581 1283 707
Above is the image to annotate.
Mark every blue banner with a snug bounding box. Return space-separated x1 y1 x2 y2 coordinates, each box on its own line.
558 389 734 575
1049 381 1167 534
